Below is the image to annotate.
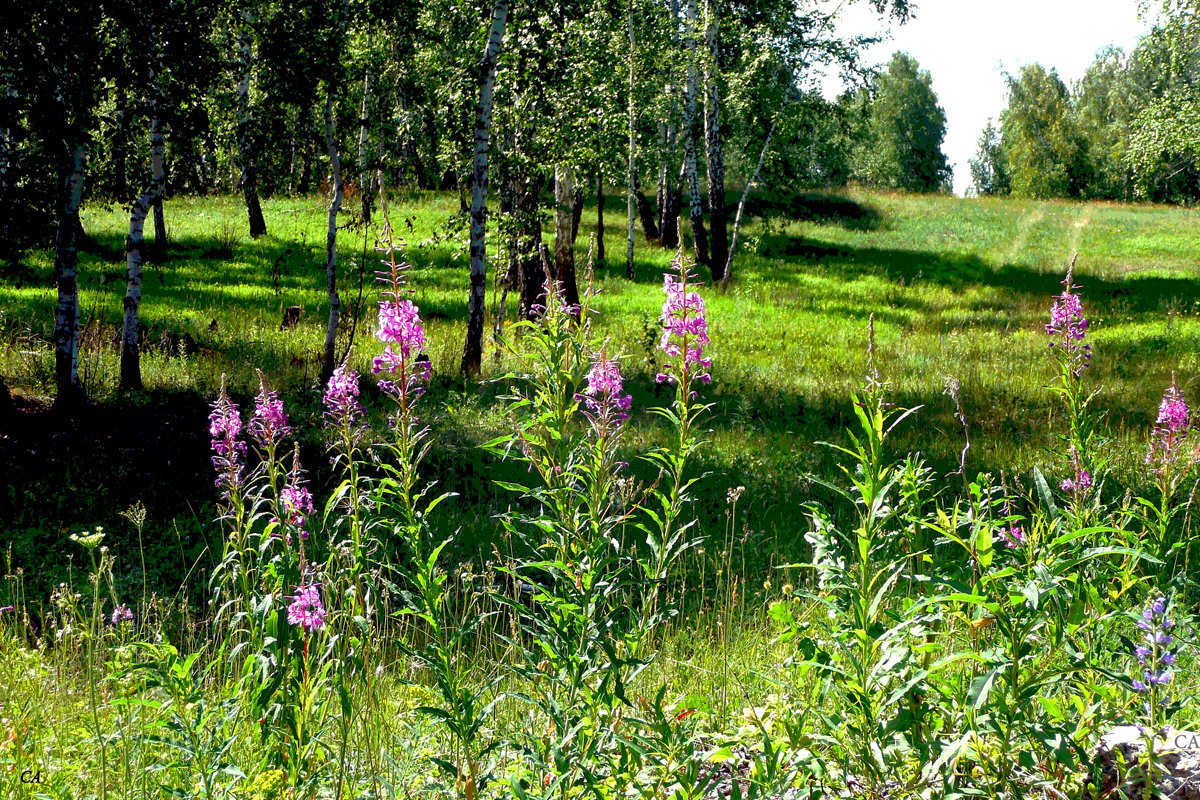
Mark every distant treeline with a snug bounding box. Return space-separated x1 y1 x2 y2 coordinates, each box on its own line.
968 9 1200 203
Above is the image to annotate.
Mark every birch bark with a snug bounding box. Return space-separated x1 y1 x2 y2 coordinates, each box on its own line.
53 145 87 409
681 0 707 266
462 0 509 375
553 162 580 313
120 185 156 389
235 8 267 237
702 0 726 280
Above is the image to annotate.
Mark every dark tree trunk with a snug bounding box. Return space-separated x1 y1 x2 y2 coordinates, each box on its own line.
149 25 167 249
320 91 344 385
235 12 266 237
298 115 314 194
462 0 509 376
570 180 585 243
596 176 604 262
625 0 637 278
112 86 128 199
53 145 87 410
516 171 545 321
633 172 659 242
357 63 373 224
703 0 727 280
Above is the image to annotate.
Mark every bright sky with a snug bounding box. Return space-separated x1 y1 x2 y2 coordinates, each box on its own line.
815 0 1155 195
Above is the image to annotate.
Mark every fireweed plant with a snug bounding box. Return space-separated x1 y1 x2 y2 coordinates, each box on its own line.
770 274 1174 800
12 238 1200 800
483 250 712 798
1136 376 1200 573
1045 262 1104 519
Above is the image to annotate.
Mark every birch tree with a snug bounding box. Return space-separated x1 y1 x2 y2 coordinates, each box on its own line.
320 0 350 386
553 162 579 311
625 0 636 278
680 0 707 267
54 144 87 409
702 0 727 280
462 0 509 376
120 180 157 390
234 3 267 237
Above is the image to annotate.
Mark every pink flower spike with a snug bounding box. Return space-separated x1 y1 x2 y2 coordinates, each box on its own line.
287 584 326 632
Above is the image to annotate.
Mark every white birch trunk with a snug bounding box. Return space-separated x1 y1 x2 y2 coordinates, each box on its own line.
626 0 636 279
462 0 509 376
553 163 580 311
681 0 707 266
121 185 156 390
723 116 776 285
54 145 87 408
150 115 166 245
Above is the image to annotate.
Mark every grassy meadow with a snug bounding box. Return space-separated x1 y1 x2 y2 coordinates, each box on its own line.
2 189 1198 570
1 188 1200 798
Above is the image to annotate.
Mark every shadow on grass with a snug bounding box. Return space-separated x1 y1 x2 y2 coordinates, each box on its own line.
758 234 1200 311
739 190 883 232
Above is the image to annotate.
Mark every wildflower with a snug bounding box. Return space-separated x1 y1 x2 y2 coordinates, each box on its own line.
376 300 426 361
1060 470 1092 493
1130 597 1175 694
209 377 246 494
657 260 712 386
1147 377 1190 471
1060 446 1093 496
324 366 364 427
373 299 429 400
278 449 314 540
287 584 326 632
999 523 1025 548
110 604 133 625
248 374 292 447
1045 272 1091 374
578 349 632 425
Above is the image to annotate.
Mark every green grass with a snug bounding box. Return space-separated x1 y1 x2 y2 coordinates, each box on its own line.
2 188 1199 593
2 188 1200 799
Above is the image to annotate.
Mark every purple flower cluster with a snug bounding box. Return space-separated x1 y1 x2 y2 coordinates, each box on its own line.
1061 446 1093 495
373 300 430 399
1060 470 1092 494
579 351 633 425
1046 279 1091 374
1147 378 1191 470
532 272 579 317
248 377 292 448
324 366 363 427
280 481 314 540
209 380 246 492
287 584 326 632
1132 598 1176 693
656 272 712 386
998 502 1025 548
110 604 134 625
